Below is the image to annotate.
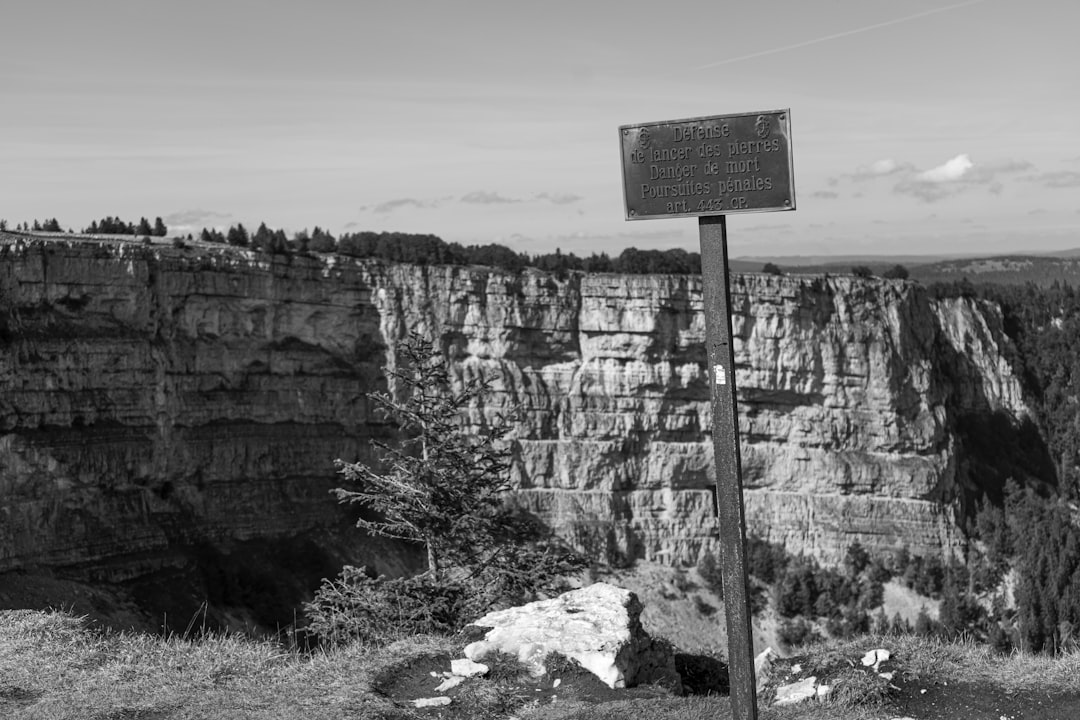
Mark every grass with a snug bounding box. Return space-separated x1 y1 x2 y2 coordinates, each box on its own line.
0 608 441 719
6 609 1080 720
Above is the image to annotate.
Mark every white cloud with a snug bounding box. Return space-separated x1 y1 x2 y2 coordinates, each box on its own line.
918 154 973 183
868 159 902 176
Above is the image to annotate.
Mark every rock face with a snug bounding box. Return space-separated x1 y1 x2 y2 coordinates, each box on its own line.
0 236 1037 597
463 582 681 691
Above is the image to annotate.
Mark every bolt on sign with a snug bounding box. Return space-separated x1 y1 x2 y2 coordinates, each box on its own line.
619 109 796 720
619 110 795 219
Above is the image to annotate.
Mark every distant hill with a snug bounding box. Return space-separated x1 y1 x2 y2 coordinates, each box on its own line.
909 255 1080 287
735 249 1080 287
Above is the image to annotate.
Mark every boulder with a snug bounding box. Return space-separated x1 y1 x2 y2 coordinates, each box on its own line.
463 582 682 692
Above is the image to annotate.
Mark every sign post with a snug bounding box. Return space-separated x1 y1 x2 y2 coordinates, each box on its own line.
619 110 795 720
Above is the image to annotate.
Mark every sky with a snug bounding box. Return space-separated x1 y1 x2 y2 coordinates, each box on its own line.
2 0 1078 259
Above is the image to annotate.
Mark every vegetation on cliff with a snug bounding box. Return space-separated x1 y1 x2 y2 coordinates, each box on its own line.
304 334 584 644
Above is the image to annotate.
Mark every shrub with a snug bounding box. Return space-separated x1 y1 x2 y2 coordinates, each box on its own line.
694 594 718 617
778 617 819 648
882 264 909 280
304 566 463 645
697 550 723 599
851 265 874 278
762 262 783 276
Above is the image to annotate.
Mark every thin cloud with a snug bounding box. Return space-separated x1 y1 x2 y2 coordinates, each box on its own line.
1027 171 1080 188
856 158 911 179
841 158 915 184
552 228 687 244
460 191 520 204
894 155 1032 202
812 191 839 199
894 178 955 203
536 192 583 205
741 223 793 234
373 198 440 213
490 232 536 245
697 0 986 68
164 209 231 227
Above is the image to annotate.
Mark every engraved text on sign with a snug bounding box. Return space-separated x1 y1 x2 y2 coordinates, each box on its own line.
620 110 795 219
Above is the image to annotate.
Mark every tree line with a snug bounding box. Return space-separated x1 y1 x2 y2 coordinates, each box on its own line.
191 223 705 275
923 279 1080 654
4 216 713 275
753 279 1080 656
1 216 168 236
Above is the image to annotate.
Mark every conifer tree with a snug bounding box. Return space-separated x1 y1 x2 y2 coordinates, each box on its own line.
333 333 573 583
226 223 249 247
306 333 584 642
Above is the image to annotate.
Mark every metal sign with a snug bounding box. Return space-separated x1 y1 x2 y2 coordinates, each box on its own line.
619 109 797 720
619 110 795 220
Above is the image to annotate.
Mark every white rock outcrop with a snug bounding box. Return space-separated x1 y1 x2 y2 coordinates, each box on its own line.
462 582 681 692
774 676 818 706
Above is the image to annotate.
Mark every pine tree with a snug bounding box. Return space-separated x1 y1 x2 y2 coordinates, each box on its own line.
153 217 167 237
252 222 272 251
136 217 153 235
226 223 249 247
873 607 890 635
914 605 935 636
306 333 585 642
333 333 550 581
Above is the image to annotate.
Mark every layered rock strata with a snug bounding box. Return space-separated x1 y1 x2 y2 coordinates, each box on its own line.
0 236 1033 585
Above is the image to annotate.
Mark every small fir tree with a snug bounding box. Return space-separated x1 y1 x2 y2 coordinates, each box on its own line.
307 333 583 643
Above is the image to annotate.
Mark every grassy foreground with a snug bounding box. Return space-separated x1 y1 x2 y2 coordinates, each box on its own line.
5 609 1080 720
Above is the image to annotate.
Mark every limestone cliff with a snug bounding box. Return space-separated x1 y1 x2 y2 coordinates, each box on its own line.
0 236 1037 599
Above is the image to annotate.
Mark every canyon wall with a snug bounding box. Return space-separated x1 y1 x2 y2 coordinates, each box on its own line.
0 237 1035 592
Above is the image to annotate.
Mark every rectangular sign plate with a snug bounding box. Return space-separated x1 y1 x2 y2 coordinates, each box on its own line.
619 109 795 220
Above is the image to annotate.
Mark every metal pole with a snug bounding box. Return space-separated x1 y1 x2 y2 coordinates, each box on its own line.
698 214 757 719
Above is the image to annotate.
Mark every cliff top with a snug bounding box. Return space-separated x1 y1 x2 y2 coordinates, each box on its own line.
5 608 1080 719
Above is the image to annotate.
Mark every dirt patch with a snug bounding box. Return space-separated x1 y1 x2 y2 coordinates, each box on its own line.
674 653 729 696
0 684 44 713
892 679 1080 720
759 646 1080 719
371 648 680 718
